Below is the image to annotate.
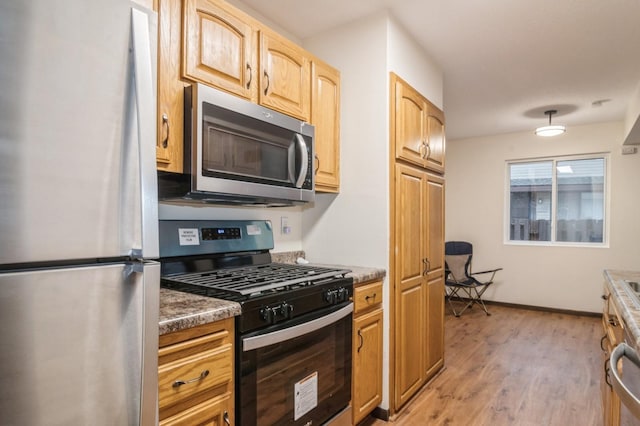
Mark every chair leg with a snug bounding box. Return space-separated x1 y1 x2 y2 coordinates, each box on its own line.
471 286 491 316
446 286 474 317
445 287 461 317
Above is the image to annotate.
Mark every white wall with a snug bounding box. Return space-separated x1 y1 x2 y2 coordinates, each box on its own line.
387 17 443 109
446 121 640 313
302 10 443 411
301 12 391 407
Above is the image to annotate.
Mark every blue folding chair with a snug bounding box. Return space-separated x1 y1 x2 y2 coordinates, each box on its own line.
445 241 502 317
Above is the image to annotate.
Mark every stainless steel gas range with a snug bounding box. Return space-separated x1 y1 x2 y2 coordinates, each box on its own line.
159 220 353 426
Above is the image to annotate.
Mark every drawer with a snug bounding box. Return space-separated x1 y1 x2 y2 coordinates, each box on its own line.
160 392 233 426
158 344 233 409
354 280 383 314
158 319 234 412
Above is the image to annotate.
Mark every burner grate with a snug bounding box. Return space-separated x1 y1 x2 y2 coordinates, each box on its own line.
163 263 351 296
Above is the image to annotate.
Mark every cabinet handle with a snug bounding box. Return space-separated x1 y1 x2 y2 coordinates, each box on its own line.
263 70 270 95
161 114 169 148
422 258 430 275
172 369 209 388
609 317 619 327
314 153 320 175
365 293 376 302
223 411 231 425
246 63 252 89
602 294 609 300
425 143 431 160
357 330 364 353
420 141 427 158
601 334 608 352
605 358 612 388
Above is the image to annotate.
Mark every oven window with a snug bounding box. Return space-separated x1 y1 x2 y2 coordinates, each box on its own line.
239 311 352 426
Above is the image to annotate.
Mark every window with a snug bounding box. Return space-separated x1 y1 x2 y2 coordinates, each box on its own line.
507 155 606 244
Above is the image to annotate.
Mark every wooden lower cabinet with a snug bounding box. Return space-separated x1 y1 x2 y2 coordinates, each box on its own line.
352 280 384 425
159 318 235 425
392 163 445 411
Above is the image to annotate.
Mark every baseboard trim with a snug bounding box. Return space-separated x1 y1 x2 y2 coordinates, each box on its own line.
371 407 390 422
449 297 601 318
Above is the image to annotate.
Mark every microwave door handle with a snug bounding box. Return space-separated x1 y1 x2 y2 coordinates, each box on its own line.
287 141 296 184
294 134 308 188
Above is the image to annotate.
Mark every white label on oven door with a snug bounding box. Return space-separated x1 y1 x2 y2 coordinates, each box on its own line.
178 228 200 245
246 224 262 236
294 371 318 421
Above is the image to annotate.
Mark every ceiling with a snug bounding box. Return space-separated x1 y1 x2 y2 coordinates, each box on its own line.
237 0 640 140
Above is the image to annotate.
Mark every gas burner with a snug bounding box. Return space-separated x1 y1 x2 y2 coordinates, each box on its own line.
162 262 351 297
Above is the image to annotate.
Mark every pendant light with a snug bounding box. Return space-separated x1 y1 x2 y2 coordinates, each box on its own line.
535 109 566 137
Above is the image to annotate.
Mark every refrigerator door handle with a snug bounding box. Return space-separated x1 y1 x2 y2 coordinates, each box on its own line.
131 7 159 259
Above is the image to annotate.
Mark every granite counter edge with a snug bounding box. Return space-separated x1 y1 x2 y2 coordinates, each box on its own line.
604 269 640 354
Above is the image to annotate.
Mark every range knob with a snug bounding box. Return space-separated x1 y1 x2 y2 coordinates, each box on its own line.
337 287 348 302
324 289 338 304
260 306 280 324
280 302 294 319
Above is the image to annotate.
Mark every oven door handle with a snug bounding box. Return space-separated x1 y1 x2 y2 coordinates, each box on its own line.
610 342 640 419
243 303 353 352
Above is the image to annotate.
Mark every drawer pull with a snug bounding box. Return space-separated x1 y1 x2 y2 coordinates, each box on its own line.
365 293 377 302
172 370 210 388
223 411 231 425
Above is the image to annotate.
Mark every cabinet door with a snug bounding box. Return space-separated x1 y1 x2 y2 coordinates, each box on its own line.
425 102 445 174
425 276 444 377
311 59 340 193
424 173 444 378
259 29 310 121
394 77 427 168
353 309 383 425
425 173 445 281
394 164 426 408
183 0 256 100
157 0 187 172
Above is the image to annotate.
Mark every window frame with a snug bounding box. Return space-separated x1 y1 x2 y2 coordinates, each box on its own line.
504 153 610 247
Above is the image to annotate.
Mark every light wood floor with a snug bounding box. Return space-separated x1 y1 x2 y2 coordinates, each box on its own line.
364 304 602 426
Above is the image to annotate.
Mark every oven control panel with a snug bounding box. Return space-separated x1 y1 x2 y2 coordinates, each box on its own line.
201 227 241 240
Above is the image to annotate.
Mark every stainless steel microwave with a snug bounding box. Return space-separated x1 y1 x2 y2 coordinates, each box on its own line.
158 83 315 206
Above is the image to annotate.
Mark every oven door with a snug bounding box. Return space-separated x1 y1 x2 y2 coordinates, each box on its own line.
238 302 352 426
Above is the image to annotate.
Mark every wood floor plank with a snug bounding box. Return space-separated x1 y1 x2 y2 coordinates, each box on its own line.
364 305 602 425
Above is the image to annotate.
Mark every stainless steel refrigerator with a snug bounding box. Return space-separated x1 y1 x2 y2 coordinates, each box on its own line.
0 1 160 424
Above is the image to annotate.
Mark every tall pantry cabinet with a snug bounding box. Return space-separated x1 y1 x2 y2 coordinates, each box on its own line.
390 72 445 412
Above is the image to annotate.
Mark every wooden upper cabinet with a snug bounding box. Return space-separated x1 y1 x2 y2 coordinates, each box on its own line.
157 0 187 172
311 59 340 193
426 102 445 174
394 78 428 168
183 0 257 100
259 28 310 121
392 73 445 174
